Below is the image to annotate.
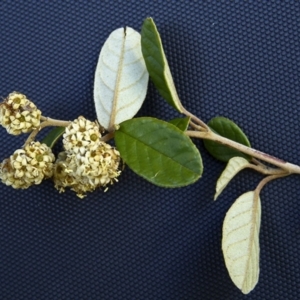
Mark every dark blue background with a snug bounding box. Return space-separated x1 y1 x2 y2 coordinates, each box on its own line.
1 1 299 299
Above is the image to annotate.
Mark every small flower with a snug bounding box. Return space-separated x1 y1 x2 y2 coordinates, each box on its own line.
62 116 102 154
0 142 55 189
0 92 42 135
53 141 121 198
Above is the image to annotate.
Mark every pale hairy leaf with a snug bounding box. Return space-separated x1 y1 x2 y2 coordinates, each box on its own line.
94 27 149 130
214 157 250 200
222 191 261 294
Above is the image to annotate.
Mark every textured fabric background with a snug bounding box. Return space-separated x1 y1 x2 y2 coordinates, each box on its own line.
1 1 300 299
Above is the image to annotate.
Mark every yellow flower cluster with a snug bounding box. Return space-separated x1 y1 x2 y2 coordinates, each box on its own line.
0 92 41 135
0 98 121 197
53 116 121 198
0 142 55 189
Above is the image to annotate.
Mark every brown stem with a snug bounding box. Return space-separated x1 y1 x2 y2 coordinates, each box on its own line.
247 164 287 176
254 173 289 198
251 158 267 168
40 117 71 127
186 130 300 175
24 117 71 146
182 108 209 131
101 132 115 142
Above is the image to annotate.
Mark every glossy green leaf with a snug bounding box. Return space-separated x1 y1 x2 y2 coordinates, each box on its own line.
115 117 202 187
168 117 190 131
203 117 251 162
41 127 65 148
141 18 184 113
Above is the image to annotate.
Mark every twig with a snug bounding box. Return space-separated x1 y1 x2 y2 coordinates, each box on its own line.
186 130 300 175
24 117 70 146
182 108 209 131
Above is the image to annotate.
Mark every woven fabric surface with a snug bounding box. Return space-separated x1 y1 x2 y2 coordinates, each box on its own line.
1 1 300 299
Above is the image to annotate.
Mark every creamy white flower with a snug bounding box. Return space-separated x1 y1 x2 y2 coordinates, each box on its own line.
0 142 55 189
53 141 121 198
63 116 102 154
0 92 41 135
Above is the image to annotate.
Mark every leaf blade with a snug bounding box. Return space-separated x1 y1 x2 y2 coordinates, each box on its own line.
141 18 183 113
222 191 261 294
168 117 190 131
41 127 65 148
94 27 149 130
214 157 250 200
114 117 202 187
203 116 251 162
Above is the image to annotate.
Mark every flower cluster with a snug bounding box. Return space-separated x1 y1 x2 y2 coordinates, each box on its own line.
53 116 121 198
0 142 55 189
0 92 41 135
0 92 122 197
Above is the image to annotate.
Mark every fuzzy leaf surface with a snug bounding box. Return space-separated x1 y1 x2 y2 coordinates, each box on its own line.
169 117 190 131
41 127 65 148
141 18 183 113
114 117 202 187
94 27 149 131
222 191 261 294
204 117 251 162
214 157 250 200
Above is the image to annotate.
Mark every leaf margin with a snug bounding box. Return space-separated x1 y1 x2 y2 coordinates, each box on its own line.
141 17 184 113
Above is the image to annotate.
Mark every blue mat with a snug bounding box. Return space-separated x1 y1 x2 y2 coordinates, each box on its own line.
1 2 299 299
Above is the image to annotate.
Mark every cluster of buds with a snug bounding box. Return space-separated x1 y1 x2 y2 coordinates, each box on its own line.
0 92 41 135
0 93 122 198
0 92 53 189
0 142 55 189
53 116 121 198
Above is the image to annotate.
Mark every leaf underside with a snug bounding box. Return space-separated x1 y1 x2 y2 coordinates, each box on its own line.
214 157 250 200
141 17 183 113
204 116 251 162
94 26 149 130
114 117 203 187
222 191 261 294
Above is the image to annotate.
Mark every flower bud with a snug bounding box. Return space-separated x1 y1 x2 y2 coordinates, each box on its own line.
0 92 42 135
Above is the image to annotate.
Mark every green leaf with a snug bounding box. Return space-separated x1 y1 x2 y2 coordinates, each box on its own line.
41 127 65 148
203 117 251 162
141 17 184 113
168 117 190 131
115 117 202 187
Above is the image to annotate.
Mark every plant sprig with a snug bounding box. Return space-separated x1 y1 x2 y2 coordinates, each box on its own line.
1 17 299 294
136 17 300 294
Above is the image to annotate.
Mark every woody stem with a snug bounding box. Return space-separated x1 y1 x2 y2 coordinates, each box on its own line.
186 130 300 175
